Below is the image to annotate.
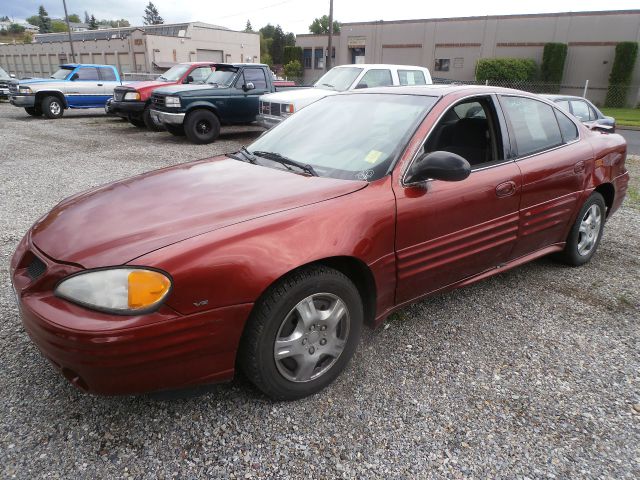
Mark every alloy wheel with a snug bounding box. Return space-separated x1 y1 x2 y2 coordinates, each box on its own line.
577 204 602 256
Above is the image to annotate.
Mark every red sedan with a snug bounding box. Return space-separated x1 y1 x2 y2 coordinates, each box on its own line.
11 86 629 400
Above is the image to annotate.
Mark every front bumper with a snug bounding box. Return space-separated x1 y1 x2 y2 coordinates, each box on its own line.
150 108 185 126
0 87 9 97
10 94 35 107
256 114 283 129
11 235 253 395
111 99 147 116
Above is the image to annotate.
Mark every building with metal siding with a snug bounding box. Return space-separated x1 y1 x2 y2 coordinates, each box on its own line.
0 22 260 79
295 10 640 105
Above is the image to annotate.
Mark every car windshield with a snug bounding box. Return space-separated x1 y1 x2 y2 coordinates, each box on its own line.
51 68 74 79
206 67 238 86
0 67 9 80
246 93 437 181
158 64 191 82
314 67 363 91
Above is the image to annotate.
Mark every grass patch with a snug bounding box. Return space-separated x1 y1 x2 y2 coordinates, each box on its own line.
601 108 640 127
625 155 640 210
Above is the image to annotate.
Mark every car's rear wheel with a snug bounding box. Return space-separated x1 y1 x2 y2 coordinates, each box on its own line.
184 109 220 144
239 265 363 400
556 192 606 266
24 106 41 117
41 96 64 119
165 124 185 136
142 105 164 131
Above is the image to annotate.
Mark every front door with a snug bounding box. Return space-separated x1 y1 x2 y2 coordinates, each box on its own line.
66 67 102 107
393 95 522 304
229 68 269 123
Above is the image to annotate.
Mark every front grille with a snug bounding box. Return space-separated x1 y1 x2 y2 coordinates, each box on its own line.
9 83 18 95
260 102 280 117
27 256 46 281
113 89 126 102
151 94 164 106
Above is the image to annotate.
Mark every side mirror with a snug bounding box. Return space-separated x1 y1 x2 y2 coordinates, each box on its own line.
244 82 255 91
588 123 613 133
70 73 79 81
354 82 368 89
184 75 194 84
405 151 471 184
10 73 15 78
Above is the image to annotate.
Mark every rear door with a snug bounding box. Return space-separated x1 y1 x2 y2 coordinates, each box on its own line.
66 67 102 107
498 95 591 258
98 67 120 102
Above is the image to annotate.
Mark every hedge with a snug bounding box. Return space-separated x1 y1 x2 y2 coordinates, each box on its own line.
605 42 638 107
475 58 537 82
283 46 303 66
540 43 567 84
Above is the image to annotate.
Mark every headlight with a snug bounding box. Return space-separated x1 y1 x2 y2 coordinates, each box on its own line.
18 86 32 94
165 96 181 107
55 268 172 314
124 91 141 101
281 103 295 117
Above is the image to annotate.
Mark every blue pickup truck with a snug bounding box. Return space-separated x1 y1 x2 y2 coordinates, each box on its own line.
8 64 125 118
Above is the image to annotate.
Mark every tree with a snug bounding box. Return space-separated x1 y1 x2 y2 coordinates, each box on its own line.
35 5 52 34
0 16 10 22
261 53 273 70
23 31 33 43
8 23 25 34
143 2 164 25
67 14 81 23
283 60 303 79
88 15 98 30
244 20 254 33
26 15 39 26
84 11 90 24
309 15 340 34
605 42 638 107
51 20 69 32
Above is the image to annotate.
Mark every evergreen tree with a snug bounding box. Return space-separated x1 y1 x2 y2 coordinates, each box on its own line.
88 15 98 30
37 5 52 34
84 11 90 24
244 20 253 33
143 2 164 25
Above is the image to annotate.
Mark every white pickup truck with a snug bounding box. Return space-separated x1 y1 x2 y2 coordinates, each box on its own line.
257 64 432 129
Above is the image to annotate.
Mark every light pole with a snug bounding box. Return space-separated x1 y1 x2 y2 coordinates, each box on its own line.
327 0 333 71
62 0 76 63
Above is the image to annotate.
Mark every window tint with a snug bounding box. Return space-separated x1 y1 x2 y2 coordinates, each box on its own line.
501 96 563 157
398 70 426 86
243 68 267 89
99 67 117 81
569 100 592 121
189 66 213 83
75 67 99 81
359 69 392 88
555 109 579 142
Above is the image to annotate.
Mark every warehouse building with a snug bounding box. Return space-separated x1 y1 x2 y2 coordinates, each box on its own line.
0 22 260 79
296 10 640 105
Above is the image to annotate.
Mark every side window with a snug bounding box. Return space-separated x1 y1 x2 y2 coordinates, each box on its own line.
569 100 593 122
500 96 563 157
555 109 579 143
423 96 503 168
358 69 393 88
75 67 99 81
189 67 213 83
555 100 570 113
398 70 426 86
303 49 312 69
243 68 267 89
99 67 117 81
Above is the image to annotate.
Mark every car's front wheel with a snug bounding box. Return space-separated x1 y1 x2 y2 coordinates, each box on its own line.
239 265 363 400
184 109 221 144
41 96 64 119
142 105 163 131
556 192 606 266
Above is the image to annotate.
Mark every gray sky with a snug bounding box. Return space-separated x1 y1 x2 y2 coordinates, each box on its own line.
4 0 640 34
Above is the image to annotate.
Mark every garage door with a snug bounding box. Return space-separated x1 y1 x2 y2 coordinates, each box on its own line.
196 49 223 62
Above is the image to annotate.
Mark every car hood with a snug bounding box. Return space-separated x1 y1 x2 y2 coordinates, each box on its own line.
31 157 367 268
261 87 337 105
124 80 169 91
153 84 218 96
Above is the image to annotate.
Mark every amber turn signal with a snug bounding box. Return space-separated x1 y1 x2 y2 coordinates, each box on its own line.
128 270 171 309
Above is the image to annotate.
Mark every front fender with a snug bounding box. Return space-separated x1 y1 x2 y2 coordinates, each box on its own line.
184 101 221 116
33 89 69 108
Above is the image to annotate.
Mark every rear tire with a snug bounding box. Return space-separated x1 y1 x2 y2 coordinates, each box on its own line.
165 124 185 136
24 106 41 117
555 192 606 266
142 105 163 131
184 109 221 144
41 96 64 119
239 265 363 400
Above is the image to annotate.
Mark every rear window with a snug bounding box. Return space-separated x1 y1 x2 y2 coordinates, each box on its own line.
398 70 427 86
555 109 579 143
359 69 393 88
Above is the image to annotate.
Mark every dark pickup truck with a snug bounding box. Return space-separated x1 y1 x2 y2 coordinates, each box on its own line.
150 63 297 144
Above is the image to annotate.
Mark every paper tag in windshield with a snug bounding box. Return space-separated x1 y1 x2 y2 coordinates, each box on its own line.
364 150 383 164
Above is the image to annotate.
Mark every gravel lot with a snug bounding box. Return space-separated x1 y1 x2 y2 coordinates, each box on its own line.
1 102 638 479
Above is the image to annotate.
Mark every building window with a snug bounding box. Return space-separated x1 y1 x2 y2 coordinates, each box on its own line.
303 48 312 69
434 59 450 72
453 57 464 69
314 48 324 69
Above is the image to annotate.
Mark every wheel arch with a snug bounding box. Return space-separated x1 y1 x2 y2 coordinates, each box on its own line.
185 103 221 119
594 182 615 217
34 90 68 108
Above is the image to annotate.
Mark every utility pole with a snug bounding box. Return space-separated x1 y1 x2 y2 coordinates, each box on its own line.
62 0 76 63
327 0 333 71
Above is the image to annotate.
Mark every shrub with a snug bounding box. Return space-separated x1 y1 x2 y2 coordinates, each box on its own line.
261 53 273 70
283 46 303 66
540 43 567 84
476 58 537 82
283 60 303 79
605 42 638 108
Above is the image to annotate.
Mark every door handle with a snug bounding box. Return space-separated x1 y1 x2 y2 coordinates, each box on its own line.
574 160 585 173
495 181 517 198
97 83 103 86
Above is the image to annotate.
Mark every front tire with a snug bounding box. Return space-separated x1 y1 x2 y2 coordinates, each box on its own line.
556 192 606 266
239 265 363 400
142 105 163 131
41 96 64 119
24 106 41 117
184 109 220 144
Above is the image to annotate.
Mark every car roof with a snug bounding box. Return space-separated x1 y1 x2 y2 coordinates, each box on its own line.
59 63 114 68
341 84 543 98
333 64 430 70
541 94 590 101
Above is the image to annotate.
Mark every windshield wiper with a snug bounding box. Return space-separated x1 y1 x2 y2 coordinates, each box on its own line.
228 146 257 164
252 151 318 176
320 83 335 89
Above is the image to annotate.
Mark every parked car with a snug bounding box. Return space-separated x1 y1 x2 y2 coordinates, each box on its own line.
8 64 125 118
150 63 299 144
11 86 629 400
0 66 14 99
256 64 433 129
110 62 218 130
542 94 616 132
